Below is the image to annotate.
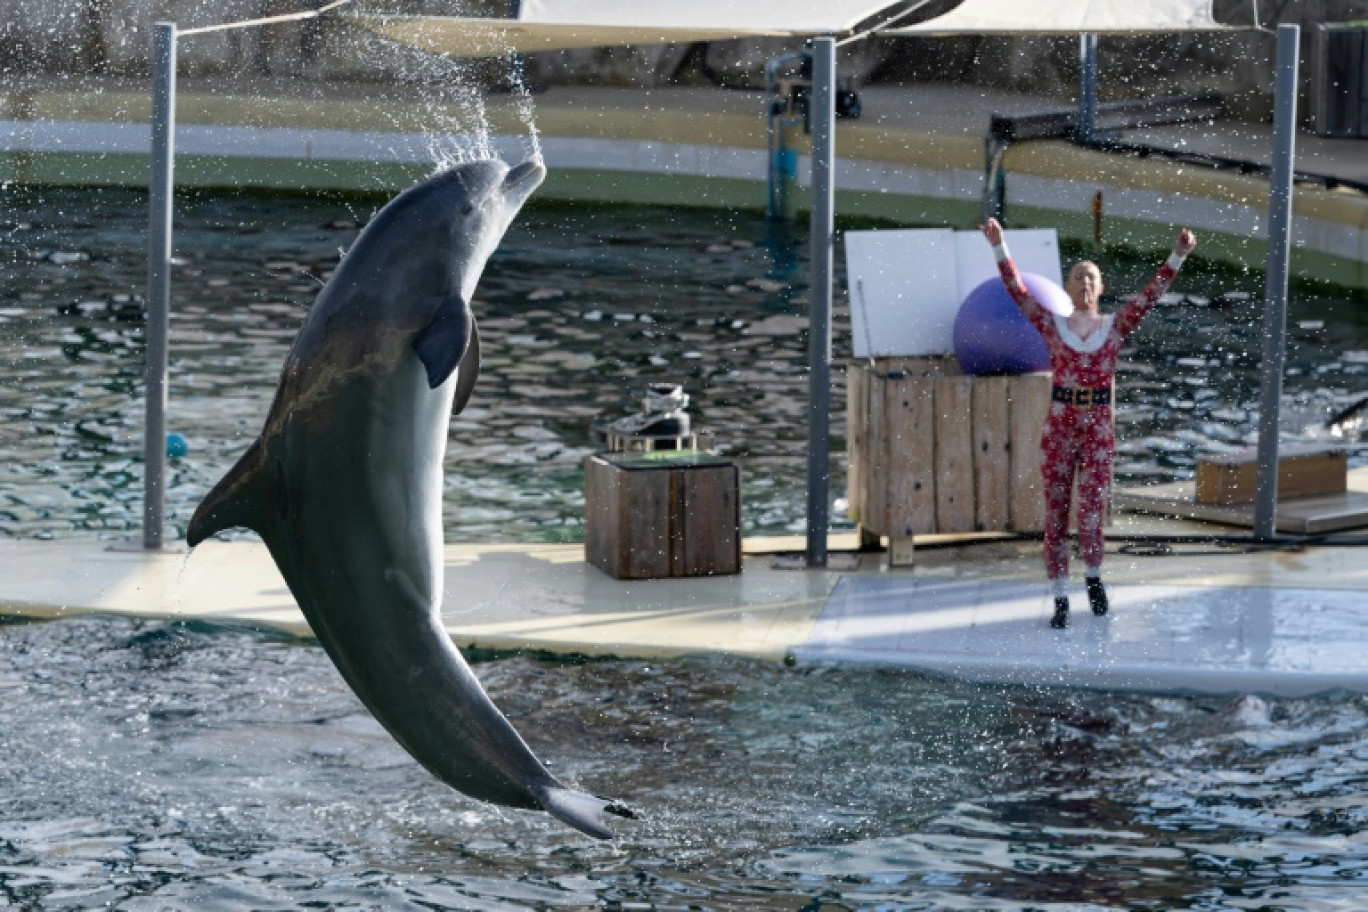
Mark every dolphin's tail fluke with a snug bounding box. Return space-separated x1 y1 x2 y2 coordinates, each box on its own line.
188 438 271 547
534 785 638 840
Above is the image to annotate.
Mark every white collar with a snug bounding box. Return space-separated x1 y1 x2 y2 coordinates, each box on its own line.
1054 312 1112 353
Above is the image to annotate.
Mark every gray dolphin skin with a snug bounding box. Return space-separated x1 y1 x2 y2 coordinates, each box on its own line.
187 158 633 840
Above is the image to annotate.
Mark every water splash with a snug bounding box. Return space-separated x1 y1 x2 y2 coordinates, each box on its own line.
359 11 543 176
505 47 543 164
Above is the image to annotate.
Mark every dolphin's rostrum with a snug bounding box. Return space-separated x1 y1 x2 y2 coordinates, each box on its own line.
188 158 633 839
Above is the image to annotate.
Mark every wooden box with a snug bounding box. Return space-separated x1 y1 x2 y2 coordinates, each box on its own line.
846 356 1059 550
584 452 741 579
1195 445 1348 506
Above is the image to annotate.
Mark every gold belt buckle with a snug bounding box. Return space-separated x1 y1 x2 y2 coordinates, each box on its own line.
1075 388 1091 407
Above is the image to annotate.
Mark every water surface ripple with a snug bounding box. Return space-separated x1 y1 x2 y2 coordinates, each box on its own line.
2 186 1364 541
4 615 1368 909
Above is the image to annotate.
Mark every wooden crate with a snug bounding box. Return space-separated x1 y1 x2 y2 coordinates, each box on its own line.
1195 445 1348 506
584 452 741 579
846 357 1055 552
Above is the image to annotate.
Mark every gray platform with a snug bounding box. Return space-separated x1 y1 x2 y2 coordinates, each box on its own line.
4 524 1368 698
1115 481 1368 534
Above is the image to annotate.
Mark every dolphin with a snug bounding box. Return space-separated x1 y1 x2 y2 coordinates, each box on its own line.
186 158 632 840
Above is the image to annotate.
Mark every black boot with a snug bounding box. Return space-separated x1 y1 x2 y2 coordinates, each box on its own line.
1086 577 1109 616
1051 596 1070 629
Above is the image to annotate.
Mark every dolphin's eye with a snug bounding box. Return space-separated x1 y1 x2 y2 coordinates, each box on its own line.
461 203 474 215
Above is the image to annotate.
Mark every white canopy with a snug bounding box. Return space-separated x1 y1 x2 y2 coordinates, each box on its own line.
345 0 908 57
882 0 1227 35
517 0 902 34
880 0 1225 35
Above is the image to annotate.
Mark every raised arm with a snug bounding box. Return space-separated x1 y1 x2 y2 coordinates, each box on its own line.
1112 229 1198 340
980 218 1052 336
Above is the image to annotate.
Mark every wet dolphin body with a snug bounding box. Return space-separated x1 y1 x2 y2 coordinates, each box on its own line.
187 159 631 839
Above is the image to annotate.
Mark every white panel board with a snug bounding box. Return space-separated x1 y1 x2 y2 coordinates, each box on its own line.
845 228 1062 359
845 229 958 358
953 228 1063 299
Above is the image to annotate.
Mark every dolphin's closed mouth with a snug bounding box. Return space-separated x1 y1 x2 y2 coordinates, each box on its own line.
505 159 546 190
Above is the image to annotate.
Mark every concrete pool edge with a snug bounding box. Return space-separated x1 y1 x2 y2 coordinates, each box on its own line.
3 83 1366 288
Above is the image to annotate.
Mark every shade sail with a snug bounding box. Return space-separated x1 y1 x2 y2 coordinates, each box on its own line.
344 0 910 57
883 0 1227 35
517 0 905 34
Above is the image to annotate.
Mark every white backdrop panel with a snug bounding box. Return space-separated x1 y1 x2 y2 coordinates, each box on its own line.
845 228 1062 358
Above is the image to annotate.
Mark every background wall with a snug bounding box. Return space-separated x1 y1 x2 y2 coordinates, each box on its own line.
2 0 1367 122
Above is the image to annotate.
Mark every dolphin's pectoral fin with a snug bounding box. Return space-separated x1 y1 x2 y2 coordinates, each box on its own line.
187 438 271 547
451 320 481 415
533 785 638 840
412 295 473 390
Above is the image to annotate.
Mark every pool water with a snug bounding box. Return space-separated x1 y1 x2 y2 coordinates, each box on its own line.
1 185 1365 542
4 613 1368 909
4 184 1368 908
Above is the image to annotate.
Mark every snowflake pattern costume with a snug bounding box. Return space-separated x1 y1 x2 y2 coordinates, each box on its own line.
992 242 1188 581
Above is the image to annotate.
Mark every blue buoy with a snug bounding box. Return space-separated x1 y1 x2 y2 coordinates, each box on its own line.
166 432 188 460
953 273 1071 376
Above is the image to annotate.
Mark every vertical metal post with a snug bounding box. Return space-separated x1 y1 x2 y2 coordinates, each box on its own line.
805 37 835 568
1253 23 1299 541
765 52 806 223
1078 33 1098 142
144 22 176 550
765 55 781 220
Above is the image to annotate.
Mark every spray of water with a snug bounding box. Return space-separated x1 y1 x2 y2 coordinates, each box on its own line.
357 9 543 178
506 47 543 163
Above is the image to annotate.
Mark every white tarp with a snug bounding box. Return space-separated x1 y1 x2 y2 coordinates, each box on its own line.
845 228 1062 359
346 0 907 57
883 0 1226 35
518 0 904 34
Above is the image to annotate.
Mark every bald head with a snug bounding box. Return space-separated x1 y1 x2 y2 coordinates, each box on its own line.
1066 260 1104 312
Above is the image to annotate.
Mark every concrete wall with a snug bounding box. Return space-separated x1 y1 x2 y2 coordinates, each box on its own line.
868 0 1368 120
3 0 1368 118
0 0 499 78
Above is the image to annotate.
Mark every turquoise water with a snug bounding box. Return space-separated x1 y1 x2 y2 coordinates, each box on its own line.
2 185 1364 542
4 613 1368 909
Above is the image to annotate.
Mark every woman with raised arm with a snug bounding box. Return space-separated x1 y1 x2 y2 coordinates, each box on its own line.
980 218 1197 629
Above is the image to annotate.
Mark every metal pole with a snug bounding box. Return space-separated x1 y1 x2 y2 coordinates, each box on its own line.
765 55 781 220
144 22 176 550
1253 23 1299 540
765 52 806 222
1078 33 1098 142
805 37 835 568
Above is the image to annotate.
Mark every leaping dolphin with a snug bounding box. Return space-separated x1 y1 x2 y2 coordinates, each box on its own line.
187 158 632 840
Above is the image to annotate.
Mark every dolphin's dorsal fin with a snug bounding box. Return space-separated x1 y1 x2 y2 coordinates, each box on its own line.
187 438 271 547
413 295 473 390
451 320 481 415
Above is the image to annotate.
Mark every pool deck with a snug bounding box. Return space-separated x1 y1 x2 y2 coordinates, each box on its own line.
4 495 1368 697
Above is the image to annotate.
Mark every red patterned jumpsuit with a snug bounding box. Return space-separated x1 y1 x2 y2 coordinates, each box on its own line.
993 245 1187 582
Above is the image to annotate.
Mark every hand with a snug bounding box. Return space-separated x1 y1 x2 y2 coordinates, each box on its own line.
1175 229 1197 257
980 218 1004 246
